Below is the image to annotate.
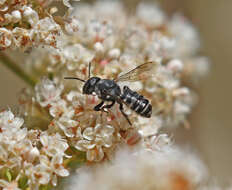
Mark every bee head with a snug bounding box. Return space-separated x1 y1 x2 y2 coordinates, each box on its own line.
83 77 100 94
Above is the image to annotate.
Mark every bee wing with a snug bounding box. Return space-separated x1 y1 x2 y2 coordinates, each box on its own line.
114 61 159 82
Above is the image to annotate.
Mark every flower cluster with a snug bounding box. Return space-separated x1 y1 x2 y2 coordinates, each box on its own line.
69 146 208 190
18 1 211 163
0 1 212 189
33 77 131 162
24 1 210 128
0 0 79 50
0 110 69 189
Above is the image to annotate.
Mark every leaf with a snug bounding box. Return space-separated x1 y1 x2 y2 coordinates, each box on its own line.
18 175 28 190
5 169 12 182
39 184 52 190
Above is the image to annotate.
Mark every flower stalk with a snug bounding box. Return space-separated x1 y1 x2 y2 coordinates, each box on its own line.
0 52 37 87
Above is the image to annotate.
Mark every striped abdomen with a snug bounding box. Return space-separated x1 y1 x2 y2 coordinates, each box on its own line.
120 86 152 118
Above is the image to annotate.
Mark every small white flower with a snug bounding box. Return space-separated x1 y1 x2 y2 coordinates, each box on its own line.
172 87 190 97
167 59 184 73
11 10 21 23
55 115 79 138
50 155 69 186
136 3 166 27
65 18 80 35
63 0 80 8
0 28 12 48
168 13 200 56
35 77 63 107
63 44 94 70
108 48 121 59
94 42 105 55
174 101 191 115
75 124 115 161
147 134 171 151
22 6 39 26
49 99 68 118
0 179 20 190
0 110 24 130
138 116 162 137
33 17 61 46
12 27 32 49
40 132 69 157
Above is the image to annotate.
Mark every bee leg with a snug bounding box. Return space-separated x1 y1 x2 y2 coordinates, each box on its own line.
119 103 132 126
101 100 115 110
94 101 105 111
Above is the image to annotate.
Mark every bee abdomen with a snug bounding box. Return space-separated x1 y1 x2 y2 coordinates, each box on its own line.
120 86 152 118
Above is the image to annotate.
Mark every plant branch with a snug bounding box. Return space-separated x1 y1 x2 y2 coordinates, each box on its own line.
0 52 37 87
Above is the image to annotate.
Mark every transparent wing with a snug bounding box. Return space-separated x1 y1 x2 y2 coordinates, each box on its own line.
114 61 159 82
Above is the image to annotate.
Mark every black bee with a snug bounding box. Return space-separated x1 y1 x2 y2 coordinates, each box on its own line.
64 62 155 125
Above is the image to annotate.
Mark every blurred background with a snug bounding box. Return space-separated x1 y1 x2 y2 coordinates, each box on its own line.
0 0 231 186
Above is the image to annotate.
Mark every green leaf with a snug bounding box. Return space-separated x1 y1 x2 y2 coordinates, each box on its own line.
5 169 12 182
39 184 52 190
18 175 28 190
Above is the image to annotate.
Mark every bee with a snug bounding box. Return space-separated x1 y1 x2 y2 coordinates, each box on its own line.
64 61 157 125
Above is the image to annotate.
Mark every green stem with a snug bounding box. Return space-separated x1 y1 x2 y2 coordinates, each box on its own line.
0 52 37 87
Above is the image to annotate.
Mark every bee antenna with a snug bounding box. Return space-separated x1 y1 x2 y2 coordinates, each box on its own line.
64 77 86 83
88 62 91 79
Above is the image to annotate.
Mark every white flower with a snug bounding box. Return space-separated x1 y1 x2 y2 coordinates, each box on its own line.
49 99 68 118
0 110 27 145
33 17 61 46
63 44 94 70
0 28 12 48
25 155 68 186
168 13 200 56
25 161 51 185
0 110 24 130
145 31 176 60
65 18 80 35
138 116 162 137
40 132 69 157
75 124 115 162
63 0 80 8
12 27 32 49
108 48 121 59
0 179 20 190
35 77 63 107
136 3 166 27
167 59 184 73
55 115 79 138
11 10 22 23
22 6 39 26
145 134 171 151
39 154 69 186
94 42 105 55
